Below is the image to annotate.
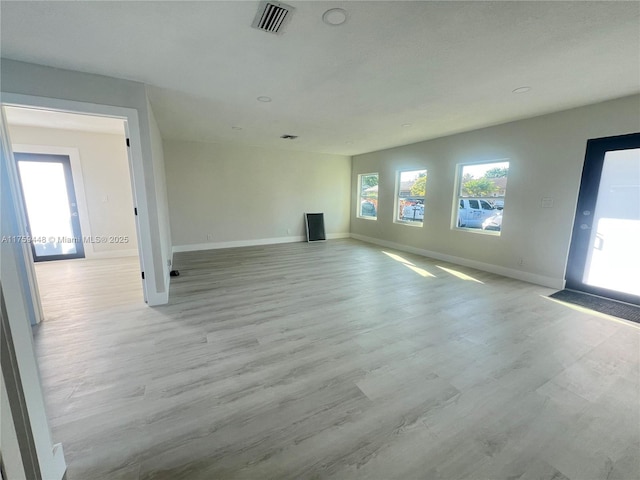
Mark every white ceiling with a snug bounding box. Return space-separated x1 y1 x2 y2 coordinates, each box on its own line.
1 1 639 156
4 106 125 135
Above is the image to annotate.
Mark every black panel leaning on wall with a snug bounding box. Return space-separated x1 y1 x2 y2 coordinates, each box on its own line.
305 213 326 242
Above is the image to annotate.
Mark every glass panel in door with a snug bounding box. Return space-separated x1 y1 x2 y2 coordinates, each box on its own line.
15 153 85 261
582 148 640 296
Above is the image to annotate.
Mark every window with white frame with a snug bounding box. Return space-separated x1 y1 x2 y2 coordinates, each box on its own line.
455 161 509 233
357 173 378 219
395 169 427 225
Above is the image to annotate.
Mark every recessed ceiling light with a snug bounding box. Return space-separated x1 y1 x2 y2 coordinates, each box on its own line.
257 96 272 102
402 123 412 128
512 86 532 94
323 8 347 26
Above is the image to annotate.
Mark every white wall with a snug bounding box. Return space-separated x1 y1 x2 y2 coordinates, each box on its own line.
147 97 172 289
351 94 640 288
164 140 351 250
8 125 139 257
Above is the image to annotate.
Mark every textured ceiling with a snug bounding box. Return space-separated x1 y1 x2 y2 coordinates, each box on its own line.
1 1 639 155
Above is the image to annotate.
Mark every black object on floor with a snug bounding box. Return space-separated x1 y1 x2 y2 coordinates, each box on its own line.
549 289 640 324
305 212 326 242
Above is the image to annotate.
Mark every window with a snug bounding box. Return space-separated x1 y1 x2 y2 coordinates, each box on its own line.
455 161 509 233
395 169 427 225
357 173 378 219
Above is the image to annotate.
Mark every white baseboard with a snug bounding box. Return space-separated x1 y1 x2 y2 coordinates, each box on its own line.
350 233 565 290
173 233 351 254
327 233 351 240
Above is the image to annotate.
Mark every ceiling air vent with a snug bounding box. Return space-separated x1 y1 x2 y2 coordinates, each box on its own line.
252 1 294 34
280 134 298 140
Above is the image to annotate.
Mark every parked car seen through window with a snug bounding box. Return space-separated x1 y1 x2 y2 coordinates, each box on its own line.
455 161 509 233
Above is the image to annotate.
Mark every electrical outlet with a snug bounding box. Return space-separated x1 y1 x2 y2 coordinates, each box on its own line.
207 234 213 241
517 257 524 266
287 228 291 235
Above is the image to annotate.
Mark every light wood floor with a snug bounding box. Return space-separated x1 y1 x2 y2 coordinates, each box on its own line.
33 239 639 480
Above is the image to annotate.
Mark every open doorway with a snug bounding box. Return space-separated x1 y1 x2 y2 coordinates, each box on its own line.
4 106 144 319
1 94 164 479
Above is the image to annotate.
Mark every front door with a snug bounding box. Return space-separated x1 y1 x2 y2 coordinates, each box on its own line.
565 133 640 305
15 152 85 261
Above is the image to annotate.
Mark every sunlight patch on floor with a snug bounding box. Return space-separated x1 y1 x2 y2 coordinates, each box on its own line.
382 250 435 278
436 265 484 284
382 251 415 266
404 263 435 278
541 295 640 330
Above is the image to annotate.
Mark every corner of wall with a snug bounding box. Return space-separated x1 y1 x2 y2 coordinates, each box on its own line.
144 90 173 302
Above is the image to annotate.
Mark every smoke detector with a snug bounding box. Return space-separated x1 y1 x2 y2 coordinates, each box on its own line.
323 8 348 26
252 1 295 34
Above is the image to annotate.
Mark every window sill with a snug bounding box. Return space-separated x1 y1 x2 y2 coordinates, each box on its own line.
357 216 378 221
394 220 424 228
453 226 501 236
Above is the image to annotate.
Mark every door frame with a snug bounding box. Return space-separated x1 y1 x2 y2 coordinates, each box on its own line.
1 93 159 305
565 132 640 305
15 152 86 262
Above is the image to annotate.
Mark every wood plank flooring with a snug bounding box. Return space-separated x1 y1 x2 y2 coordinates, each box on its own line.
32 239 640 480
